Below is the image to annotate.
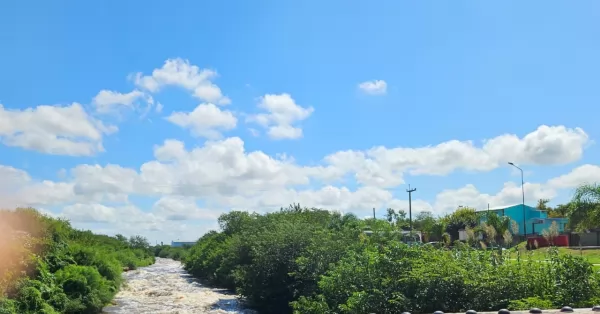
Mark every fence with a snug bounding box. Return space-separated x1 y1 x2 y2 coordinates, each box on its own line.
526 234 569 248
568 230 600 247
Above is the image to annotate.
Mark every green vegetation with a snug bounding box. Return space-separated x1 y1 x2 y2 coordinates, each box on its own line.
152 244 191 261
183 204 600 314
0 208 155 314
513 246 600 264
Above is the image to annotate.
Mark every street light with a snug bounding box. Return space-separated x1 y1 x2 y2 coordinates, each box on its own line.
508 162 526 236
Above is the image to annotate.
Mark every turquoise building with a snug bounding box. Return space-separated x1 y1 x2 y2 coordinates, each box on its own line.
477 204 568 236
171 241 196 247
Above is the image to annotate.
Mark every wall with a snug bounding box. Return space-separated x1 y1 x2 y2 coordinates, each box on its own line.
531 218 568 235
527 234 569 248
484 205 567 236
572 232 600 246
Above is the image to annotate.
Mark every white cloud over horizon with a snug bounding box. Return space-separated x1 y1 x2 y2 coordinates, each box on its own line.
1 58 598 243
0 123 597 241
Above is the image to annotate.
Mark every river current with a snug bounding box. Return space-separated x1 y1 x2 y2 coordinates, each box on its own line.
103 258 252 314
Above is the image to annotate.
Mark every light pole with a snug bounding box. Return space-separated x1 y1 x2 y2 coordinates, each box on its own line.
508 162 526 236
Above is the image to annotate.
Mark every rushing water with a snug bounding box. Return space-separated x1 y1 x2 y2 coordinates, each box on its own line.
103 258 252 314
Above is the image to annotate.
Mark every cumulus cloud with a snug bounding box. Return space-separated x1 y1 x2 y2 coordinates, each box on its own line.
358 80 387 95
133 58 230 105
247 93 314 140
319 125 589 187
433 182 557 215
0 124 594 241
166 103 237 139
482 125 588 166
93 89 149 114
546 164 600 189
0 103 116 156
152 196 221 221
9 124 588 209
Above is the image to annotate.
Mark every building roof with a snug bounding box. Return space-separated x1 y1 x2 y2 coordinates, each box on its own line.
475 204 542 213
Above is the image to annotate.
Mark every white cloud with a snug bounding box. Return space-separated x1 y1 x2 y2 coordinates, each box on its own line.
152 196 221 221
61 203 163 230
166 103 237 139
70 164 138 202
482 125 588 166
433 182 557 215
358 80 387 95
0 123 595 241
547 164 600 189
137 137 314 198
0 103 116 156
319 125 589 187
133 58 230 105
63 203 122 223
93 89 147 114
247 93 314 140
24 124 588 210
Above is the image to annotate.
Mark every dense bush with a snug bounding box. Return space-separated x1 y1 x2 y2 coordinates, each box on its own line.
0 208 155 313
183 205 600 314
152 244 191 261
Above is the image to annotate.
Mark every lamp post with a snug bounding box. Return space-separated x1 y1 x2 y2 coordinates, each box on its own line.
508 162 526 237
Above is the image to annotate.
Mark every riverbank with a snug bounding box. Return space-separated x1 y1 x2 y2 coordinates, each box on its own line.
103 258 253 314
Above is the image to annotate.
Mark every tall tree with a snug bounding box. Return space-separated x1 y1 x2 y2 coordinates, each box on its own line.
536 198 551 211
483 212 513 245
569 183 600 230
413 211 436 233
548 203 570 218
445 207 480 240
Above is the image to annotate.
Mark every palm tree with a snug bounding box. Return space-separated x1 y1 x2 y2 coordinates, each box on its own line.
569 183 600 231
484 212 512 246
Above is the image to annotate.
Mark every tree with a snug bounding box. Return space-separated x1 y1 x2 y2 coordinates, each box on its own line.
128 235 150 250
569 183 600 231
484 212 512 245
414 211 436 233
548 203 570 218
218 211 256 235
536 199 551 211
445 207 480 240
115 234 128 246
385 208 409 230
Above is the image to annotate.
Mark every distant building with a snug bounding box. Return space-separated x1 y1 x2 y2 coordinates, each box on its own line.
171 241 196 248
477 204 568 236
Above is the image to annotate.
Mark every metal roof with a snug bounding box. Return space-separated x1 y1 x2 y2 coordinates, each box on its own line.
475 204 541 212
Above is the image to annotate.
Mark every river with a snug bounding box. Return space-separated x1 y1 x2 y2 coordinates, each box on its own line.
103 258 253 314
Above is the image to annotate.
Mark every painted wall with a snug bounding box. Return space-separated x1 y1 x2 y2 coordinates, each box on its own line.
481 205 568 235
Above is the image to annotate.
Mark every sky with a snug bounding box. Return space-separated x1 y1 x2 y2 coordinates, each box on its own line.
1 1 600 244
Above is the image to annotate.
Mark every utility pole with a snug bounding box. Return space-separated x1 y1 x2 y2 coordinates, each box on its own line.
406 184 416 231
372 208 376 219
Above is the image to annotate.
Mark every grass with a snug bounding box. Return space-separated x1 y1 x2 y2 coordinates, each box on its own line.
533 247 600 264
510 242 600 265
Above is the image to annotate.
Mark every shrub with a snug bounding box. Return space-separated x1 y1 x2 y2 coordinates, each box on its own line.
184 207 600 314
509 297 554 310
0 208 155 313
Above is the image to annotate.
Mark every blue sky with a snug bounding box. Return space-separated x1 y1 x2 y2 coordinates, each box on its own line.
1 1 599 243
